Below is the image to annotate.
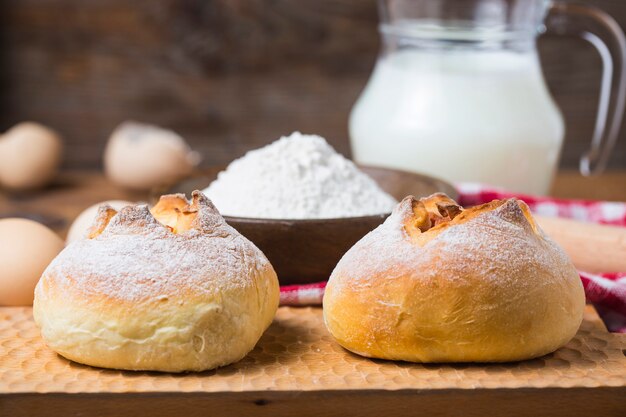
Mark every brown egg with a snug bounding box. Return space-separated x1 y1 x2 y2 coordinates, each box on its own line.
0 122 63 190
104 121 200 191
66 200 133 244
0 218 64 306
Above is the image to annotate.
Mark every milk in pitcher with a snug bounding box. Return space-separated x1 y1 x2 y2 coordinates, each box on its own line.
350 48 565 194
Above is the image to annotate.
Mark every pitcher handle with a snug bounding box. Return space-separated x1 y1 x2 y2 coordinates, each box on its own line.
545 2 626 175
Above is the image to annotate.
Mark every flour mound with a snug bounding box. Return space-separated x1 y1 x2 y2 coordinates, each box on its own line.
204 132 397 219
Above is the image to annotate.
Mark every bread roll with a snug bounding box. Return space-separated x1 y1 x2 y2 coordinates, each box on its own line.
34 191 279 372
65 200 133 244
323 194 585 363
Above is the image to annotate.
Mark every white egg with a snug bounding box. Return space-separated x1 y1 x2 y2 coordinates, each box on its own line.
104 121 200 190
66 200 133 244
0 122 63 190
0 218 64 306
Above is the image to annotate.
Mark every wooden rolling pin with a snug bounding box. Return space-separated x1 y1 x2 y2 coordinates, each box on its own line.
535 215 626 273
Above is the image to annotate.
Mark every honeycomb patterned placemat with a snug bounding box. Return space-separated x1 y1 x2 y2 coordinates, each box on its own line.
1 306 624 394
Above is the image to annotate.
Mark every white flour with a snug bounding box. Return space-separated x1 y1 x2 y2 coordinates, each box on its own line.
203 132 397 219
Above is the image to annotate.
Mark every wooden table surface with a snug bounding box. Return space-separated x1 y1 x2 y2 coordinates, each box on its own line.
1 170 625 239
1 305 625 417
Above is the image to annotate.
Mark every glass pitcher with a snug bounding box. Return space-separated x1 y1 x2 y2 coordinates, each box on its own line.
349 0 626 194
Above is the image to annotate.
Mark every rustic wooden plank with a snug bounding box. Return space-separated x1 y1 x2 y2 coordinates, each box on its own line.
551 171 626 201
0 305 624 417
1 388 625 417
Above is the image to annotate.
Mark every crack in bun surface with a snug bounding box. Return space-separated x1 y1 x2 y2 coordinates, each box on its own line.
34 191 279 372
323 193 585 363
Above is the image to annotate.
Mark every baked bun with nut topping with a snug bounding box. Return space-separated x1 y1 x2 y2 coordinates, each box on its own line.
323 193 584 363
34 191 279 372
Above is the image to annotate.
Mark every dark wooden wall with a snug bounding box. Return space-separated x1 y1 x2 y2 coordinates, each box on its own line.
1 0 625 170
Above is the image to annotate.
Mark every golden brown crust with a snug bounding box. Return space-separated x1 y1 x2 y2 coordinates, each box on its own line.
34 191 279 372
323 194 585 363
86 206 118 239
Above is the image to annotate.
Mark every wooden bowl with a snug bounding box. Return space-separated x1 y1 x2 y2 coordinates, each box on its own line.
165 166 456 285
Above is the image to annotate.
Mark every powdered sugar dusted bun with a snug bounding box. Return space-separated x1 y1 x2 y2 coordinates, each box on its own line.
323 194 585 363
34 191 279 372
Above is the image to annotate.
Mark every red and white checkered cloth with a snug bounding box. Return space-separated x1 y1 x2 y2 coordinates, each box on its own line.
278 183 626 333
